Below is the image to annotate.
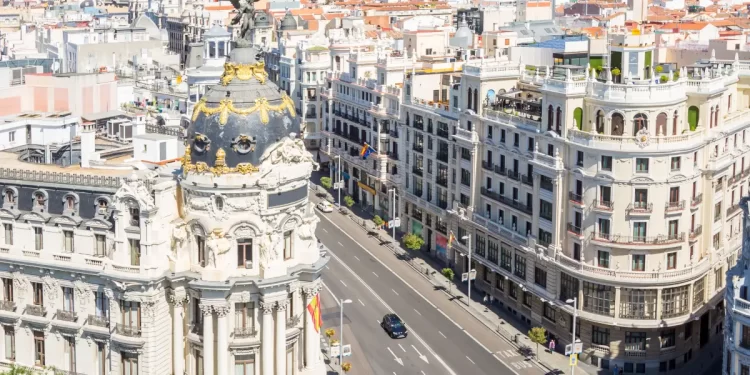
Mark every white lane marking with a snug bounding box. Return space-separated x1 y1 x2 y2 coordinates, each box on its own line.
358 299 365 306
340 280 347 287
439 331 447 338
421 372 426 375
325 266 330 270
392 289 399 296
323 282 341 306
412 345 429 363
338 241 344 247
325 250 457 375
386 347 404 366
372 272 379 278
414 309 422 316
398 343 406 352
320 214 521 375
322 228 328 233
466 356 475 365
464 330 493 354
354 255 360 261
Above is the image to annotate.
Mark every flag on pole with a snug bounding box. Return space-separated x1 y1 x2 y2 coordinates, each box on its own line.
360 143 374 160
448 230 456 248
306 294 323 333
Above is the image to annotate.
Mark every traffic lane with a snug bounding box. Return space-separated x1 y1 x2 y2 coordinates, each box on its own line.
324 256 445 375
319 279 378 375
316 216 544 375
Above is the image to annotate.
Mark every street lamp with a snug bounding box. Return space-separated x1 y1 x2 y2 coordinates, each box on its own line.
334 155 342 208
566 297 579 375
461 234 473 309
339 298 352 365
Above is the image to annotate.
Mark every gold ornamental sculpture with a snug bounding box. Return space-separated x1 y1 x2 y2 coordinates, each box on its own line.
191 94 297 126
182 146 259 177
221 61 268 85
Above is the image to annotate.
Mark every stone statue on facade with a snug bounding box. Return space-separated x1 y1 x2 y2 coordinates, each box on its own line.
229 0 260 44
206 229 231 268
259 136 318 169
259 232 281 265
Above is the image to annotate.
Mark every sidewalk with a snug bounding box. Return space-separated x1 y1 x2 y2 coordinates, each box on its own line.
309 179 723 375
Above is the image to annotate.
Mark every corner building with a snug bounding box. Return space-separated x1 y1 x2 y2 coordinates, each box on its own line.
0 44 327 375
433 32 745 372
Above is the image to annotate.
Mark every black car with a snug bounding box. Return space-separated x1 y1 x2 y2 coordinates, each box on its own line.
381 313 408 338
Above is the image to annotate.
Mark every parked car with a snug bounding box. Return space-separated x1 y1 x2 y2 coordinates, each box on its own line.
316 201 334 213
381 313 408 338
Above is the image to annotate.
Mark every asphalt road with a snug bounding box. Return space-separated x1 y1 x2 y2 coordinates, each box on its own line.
314 209 547 375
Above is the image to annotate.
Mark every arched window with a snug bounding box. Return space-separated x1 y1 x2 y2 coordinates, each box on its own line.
208 41 216 58
573 107 583 130
555 107 562 133
714 106 720 128
633 113 648 134
65 196 75 210
473 88 478 112
467 88 473 112
34 192 46 209
656 113 668 136
596 110 604 133
4 190 14 204
611 113 624 136
547 105 554 131
709 107 715 128
688 106 699 131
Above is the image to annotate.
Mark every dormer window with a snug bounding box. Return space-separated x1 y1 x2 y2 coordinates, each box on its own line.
34 193 46 210
4 190 14 204
98 199 108 209
129 207 140 227
65 196 76 211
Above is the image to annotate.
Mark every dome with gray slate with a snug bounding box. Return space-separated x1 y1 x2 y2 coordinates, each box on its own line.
184 45 298 174
280 11 297 31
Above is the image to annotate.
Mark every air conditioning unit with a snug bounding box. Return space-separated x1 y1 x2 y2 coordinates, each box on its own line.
244 260 253 269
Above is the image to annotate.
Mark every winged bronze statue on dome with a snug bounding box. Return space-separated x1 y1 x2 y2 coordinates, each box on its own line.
228 0 260 44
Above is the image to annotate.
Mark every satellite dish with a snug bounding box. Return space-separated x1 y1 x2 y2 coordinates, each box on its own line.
487 89 496 103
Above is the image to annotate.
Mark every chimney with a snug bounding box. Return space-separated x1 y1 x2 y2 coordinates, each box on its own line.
80 122 95 168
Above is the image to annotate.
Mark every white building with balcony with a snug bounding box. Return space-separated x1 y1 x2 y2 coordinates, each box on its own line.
400 31 746 373
723 197 750 375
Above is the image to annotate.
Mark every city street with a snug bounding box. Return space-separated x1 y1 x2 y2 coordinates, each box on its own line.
315 208 548 375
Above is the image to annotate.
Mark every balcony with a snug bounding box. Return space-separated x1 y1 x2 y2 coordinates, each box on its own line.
540 178 553 192
88 314 108 328
0 300 15 312
665 200 685 212
305 112 318 119
494 165 506 176
437 151 449 163
25 304 45 317
691 194 702 207
413 120 424 131
234 326 258 338
437 129 450 139
521 174 533 187
689 226 702 240
436 177 448 188
388 151 399 161
627 202 653 214
567 223 583 236
412 144 424 153
480 188 533 215
115 323 142 337
389 130 399 138
412 166 423 177
56 309 77 322
482 161 494 171
590 231 685 245
592 200 614 211
507 170 520 181
568 192 583 205
727 204 742 217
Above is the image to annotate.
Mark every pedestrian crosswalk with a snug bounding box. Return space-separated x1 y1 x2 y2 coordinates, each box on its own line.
496 349 534 370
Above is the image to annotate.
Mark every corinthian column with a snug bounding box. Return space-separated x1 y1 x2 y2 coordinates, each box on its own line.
171 296 187 375
215 305 230 375
275 301 288 375
201 304 215 375
303 287 319 368
260 301 275 375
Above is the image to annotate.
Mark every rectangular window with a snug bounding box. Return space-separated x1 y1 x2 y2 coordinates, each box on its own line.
95 234 106 257
235 302 255 334
32 282 43 306
633 222 647 241
33 227 43 250
693 277 706 308
601 156 612 171
662 285 689 319
597 250 610 268
62 287 74 312
96 343 106 375
620 289 657 319
514 253 526 279
743 325 750 349
3 224 11 246
33 331 45 366
63 230 74 253
4 327 14 361
523 291 532 307
121 300 141 333
583 281 614 317
95 291 108 318
559 272 579 302
591 325 610 346
121 352 138 375
2 278 12 302
283 230 293 260
576 151 584 166
667 252 677 270
539 200 553 221
625 331 647 352
632 254 645 271
234 354 255 375
670 157 681 171
64 336 76 372
543 302 556 321
196 235 206 266
500 247 512 271
237 238 253 268
534 267 547 288
508 281 517 299
635 158 649 173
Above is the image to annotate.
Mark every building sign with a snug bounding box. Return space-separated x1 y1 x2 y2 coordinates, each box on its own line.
357 181 376 195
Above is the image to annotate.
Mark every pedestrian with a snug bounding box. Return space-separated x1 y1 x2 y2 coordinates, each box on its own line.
549 339 555 353
613 364 619 375
619 367 624 375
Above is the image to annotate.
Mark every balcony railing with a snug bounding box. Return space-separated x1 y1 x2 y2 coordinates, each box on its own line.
665 200 685 212
25 304 45 317
437 129 450 139
569 192 583 204
689 226 702 239
590 231 685 245
56 309 77 322
507 170 520 181
115 323 142 337
437 151 449 163
482 161 494 171
521 174 533 187
234 326 258 338
413 144 424 153
567 223 582 236
388 152 399 160
412 167 423 177
494 165 506 176
592 199 614 211
436 177 448 187
88 314 109 328
691 194 702 207
0 300 15 312
480 188 533 215
728 204 742 216
627 202 653 213
540 179 553 192
389 130 399 138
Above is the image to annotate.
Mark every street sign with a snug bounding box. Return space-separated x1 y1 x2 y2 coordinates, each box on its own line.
330 344 351 358
569 354 578 366
461 269 477 282
394 218 401 227
330 344 340 358
333 182 343 190
565 342 583 355
388 220 394 228
342 345 352 357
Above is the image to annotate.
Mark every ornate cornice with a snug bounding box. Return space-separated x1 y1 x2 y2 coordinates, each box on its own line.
260 301 275 315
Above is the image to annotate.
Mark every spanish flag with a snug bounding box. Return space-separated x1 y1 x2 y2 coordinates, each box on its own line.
448 230 456 248
360 143 374 160
307 294 323 333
